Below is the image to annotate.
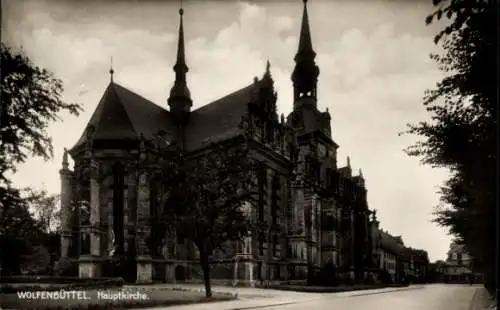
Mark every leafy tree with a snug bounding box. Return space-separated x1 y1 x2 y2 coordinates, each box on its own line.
0 43 82 183
0 187 44 275
147 135 256 297
402 0 497 296
0 43 81 275
25 189 61 233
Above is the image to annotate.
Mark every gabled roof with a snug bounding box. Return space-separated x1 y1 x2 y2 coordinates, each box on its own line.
70 82 175 152
184 81 259 151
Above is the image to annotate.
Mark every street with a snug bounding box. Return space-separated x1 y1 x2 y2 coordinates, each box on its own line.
263 284 477 310
153 284 479 310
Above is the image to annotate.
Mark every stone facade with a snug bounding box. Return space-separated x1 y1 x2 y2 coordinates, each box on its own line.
60 1 381 284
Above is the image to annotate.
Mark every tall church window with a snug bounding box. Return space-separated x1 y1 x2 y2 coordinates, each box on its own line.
272 235 279 257
112 162 125 255
150 180 159 256
258 166 266 221
271 175 279 225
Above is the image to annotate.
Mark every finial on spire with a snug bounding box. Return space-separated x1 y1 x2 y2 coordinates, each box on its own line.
179 0 184 15
359 168 364 178
347 156 351 168
109 56 114 82
281 113 285 124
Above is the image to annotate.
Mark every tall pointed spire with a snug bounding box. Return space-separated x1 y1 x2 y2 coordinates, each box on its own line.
168 0 192 114
295 0 315 62
291 0 319 107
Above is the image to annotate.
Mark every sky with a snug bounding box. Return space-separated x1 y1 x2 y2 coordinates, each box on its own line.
2 0 453 262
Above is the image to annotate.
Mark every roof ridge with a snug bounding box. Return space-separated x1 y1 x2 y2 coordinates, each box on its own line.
193 81 258 113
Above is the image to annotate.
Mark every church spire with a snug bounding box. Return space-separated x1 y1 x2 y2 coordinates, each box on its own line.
168 1 192 114
291 0 319 108
296 0 315 61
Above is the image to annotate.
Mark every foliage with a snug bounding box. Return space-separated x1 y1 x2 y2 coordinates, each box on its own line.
0 186 43 275
0 42 82 183
148 135 256 297
25 188 61 233
401 0 497 295
0 43 77 276
20 245 51 275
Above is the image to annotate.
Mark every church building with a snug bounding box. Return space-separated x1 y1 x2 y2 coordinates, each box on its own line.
59 0 381 284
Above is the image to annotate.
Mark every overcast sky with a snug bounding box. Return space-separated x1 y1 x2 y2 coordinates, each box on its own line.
3 0 453 261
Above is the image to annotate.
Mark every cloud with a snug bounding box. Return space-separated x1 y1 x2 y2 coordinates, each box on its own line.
4 0 451 261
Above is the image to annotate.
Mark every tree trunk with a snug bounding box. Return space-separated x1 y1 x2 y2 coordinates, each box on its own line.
200 251 212 298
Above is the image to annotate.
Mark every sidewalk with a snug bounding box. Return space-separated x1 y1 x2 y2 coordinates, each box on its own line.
469 287 497 310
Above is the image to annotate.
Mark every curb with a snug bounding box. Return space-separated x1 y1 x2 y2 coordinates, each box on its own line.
348 286 424 297
230 298 323 310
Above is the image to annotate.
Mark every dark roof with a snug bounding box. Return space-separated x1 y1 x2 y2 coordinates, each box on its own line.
71 76 266 153
70 82 175 152
184 81 259 151
379 230 405 255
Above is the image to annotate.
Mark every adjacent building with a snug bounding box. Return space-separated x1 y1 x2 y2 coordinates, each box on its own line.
442 242 483 284
377 230 429 284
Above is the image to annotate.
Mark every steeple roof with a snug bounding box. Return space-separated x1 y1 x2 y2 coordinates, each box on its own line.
291 0 320 103
295 0 316 62
168 6 192 109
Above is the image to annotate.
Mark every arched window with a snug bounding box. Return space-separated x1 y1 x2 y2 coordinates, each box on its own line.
112 162 125 255
257 165 266 221
271 175 279 225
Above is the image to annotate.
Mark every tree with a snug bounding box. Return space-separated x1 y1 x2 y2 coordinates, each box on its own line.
148 135 256 297
0 43 82 275
0 187 44 275
0 43 82 184
402 0 497 296
25 189 61 233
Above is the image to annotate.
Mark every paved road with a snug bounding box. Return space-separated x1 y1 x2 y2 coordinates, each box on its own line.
261 284 478 310
157 284 479 310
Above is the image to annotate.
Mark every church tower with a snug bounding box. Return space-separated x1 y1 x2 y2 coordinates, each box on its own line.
168 6 192 123
291 0 319 110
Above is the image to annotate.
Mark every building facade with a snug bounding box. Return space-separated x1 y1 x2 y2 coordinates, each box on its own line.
377 230 429 284
442 242 483 284
59 1 381 284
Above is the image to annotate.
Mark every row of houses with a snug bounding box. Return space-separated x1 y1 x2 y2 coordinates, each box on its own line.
376 229 429 284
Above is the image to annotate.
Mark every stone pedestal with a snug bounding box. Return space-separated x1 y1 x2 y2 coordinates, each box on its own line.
166 264 175 283
79 261 100 278
136 259 153 283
